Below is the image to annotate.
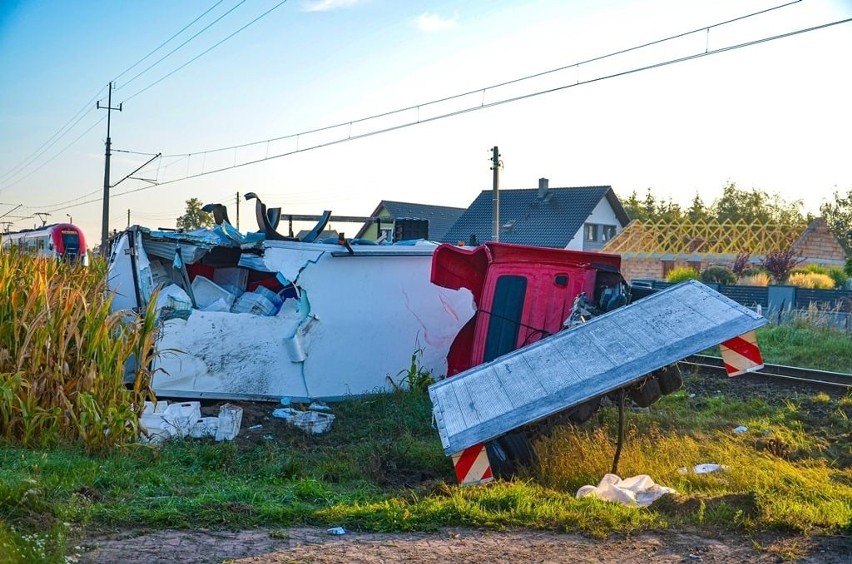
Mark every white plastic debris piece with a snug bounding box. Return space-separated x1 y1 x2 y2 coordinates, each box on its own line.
327 527 346 535
215 404 243 441
143 401 168 415
690 463 728 474
733 426 748 434
308 401 331 413
576 474 676 507
189 417 219 439
191 276 236 310
272 407 298 421
272 407 335 434
248 424 263 431
162 401 202 438
139 413 173 443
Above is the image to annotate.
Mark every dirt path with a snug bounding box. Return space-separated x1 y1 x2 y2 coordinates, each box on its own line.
79 527 851 563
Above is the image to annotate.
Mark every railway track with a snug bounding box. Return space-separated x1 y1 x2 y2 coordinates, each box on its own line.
680 355 852 392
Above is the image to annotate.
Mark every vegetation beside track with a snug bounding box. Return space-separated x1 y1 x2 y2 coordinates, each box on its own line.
0 254 850 561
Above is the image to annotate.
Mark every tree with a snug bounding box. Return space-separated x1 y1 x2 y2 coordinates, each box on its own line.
711 182 807 225
620 188 684 222
687 194 711 223
819 188 852 257
176 198 213 231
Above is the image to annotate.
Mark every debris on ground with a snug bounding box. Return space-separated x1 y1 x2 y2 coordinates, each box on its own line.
576 474 676 507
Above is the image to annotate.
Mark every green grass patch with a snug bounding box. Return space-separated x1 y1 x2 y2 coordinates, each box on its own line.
1 387 850 555
700 323 852 373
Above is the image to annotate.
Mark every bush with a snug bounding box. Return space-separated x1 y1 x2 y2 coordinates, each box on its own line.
827 267 849 289
761 247 804 283
739 272 771 287
788 272 835 289
731 251 752 276
666 266 700 283
701 266 736 285
797 264 828 275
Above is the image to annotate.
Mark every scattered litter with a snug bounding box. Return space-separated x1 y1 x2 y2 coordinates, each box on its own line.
215 403 243 441
280 396 291 407
248 424 263 431
678 463 728 475
261 435 273 440
688 554 702 561
688 394 696 398
272 407 335 434
163 401 202 438
308 401 331 413
733 425 748 434
189 417 219 439
576 474 676 507
327 527 346 535
138 401 242 443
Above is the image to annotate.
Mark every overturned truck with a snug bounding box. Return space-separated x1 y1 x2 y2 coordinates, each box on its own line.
108 196 765 484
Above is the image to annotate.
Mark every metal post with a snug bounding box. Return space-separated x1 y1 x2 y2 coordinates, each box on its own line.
490 146 501 242
98 82 122 255
236 192 240 230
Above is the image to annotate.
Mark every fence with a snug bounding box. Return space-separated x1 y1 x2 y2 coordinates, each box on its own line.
631 280 852 334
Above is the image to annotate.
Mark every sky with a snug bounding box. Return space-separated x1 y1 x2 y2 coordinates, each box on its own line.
0 0 850 248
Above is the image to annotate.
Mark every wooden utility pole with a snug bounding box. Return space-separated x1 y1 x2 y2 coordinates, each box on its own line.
98 82 122 255
127 209 131 227
235 192 240 230
491 146 501 242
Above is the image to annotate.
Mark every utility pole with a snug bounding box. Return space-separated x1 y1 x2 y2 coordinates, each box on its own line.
235 192 240 230
98 82 122 255
127 209 131 227
490 146 501 242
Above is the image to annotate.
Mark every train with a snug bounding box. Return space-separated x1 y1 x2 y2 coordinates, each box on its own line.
1 223 89 266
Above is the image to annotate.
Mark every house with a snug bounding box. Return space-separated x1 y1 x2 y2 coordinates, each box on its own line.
440 178 630 251
355 201 466 243
603 217 847 282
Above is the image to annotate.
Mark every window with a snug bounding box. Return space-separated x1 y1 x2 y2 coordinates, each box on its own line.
585 223 617 243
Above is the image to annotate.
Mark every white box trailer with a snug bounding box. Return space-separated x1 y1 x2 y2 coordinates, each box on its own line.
108 225 475 401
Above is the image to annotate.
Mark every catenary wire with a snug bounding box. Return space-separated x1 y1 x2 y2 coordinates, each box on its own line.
120 0 289 104
113 0 227 87
115 0 247 92
36 15 851 213
157 0 804 158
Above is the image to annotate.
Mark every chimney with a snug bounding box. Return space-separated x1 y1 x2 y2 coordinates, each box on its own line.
538 177 549 199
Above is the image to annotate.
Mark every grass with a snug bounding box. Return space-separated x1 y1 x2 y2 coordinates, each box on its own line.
700 323 852 374
0 384 850 559
1 252 851 559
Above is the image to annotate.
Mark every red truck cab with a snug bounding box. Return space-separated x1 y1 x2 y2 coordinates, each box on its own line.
431 242 625 376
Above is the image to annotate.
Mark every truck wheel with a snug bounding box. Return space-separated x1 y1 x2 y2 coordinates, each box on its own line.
630 377 662 407
485 433 536 480
568 397 602 423
656 365 683 395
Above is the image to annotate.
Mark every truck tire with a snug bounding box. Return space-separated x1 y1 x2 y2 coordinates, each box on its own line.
656 365 683 395
630 377 662 407
485 433 537 480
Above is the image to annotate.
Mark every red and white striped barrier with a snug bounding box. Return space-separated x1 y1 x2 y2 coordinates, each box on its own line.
720 331 764 377
452 443 493 486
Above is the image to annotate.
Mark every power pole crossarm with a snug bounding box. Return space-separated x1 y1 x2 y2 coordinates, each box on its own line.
98 82 122 255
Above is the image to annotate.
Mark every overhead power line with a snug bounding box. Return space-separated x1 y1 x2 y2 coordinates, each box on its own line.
38 13 852 215
120 0 290 104
0 1 238 194
0 88 105 189
115 0 246 92
112 0 227 87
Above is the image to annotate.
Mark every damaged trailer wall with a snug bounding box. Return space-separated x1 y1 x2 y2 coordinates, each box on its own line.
109 229 476 401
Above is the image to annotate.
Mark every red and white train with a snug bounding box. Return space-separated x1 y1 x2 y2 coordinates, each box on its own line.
1 223 89 266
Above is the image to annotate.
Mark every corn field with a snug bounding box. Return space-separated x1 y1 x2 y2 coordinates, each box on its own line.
0 249 157 451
